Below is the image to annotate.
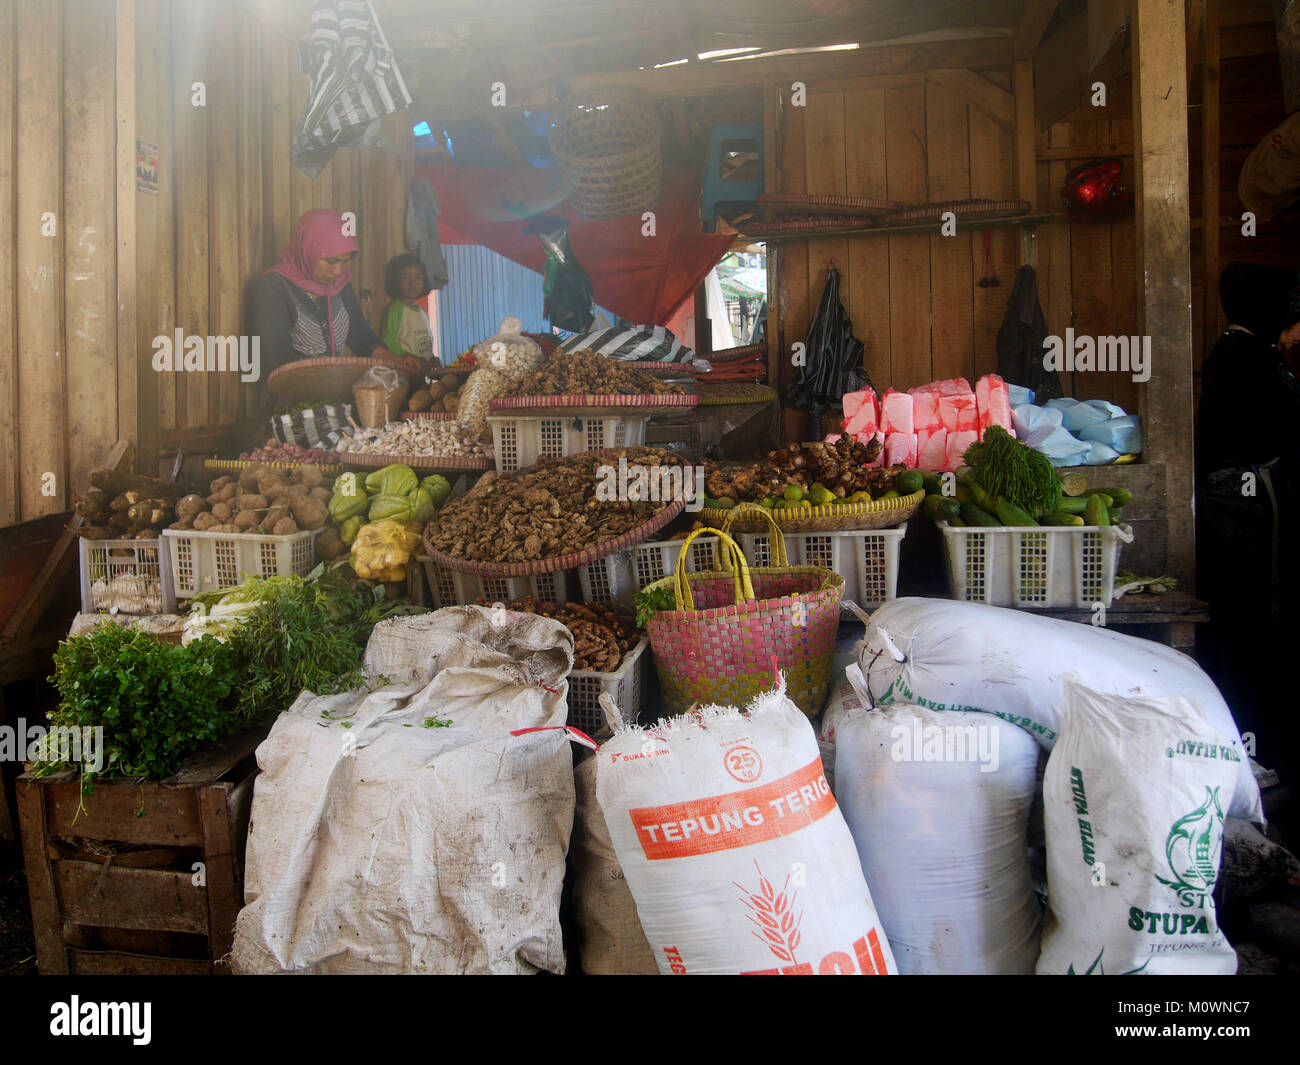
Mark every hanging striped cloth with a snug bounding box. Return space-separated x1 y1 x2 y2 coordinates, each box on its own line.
560 325 699 364
292 0 412 178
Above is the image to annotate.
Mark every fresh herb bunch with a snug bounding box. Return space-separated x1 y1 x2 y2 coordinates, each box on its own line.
221 562 424 719
634 585 678 629
963 426 1062 516
45 625 243 785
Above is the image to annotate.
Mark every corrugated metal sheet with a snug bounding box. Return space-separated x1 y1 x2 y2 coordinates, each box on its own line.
435 243 616 361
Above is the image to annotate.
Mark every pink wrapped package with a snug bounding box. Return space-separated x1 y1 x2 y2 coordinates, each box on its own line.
975 374 1012 439
931 377 973 396
908 386 942 432
843 386 879 438
946 429 979 472
917 427 948 471
938 391 980 434
884 432 918 468
880 389 914 436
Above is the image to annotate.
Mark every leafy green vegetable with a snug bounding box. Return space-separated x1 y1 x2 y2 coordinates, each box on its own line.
634 585 677 629
422 715 452 729
42 625 244 787
962 426 1062 517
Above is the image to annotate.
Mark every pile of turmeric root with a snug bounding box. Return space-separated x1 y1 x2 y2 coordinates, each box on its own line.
170 465 334 537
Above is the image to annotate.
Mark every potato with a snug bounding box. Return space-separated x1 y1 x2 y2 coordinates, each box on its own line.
233 510 259 530
315 526 346 560
442 394 460 414
426 381 447 401
168 519 193 531
268 516 297 536
441 374 461 391
209 523 239 533
409 388 434 411
175 493 207 524
265 504 290 528
256 475 288 498
211 501 233 522
238 466 266 492
297 465 324 489
193 512 220 531
238 493 269 512
290 497 329 530
207 483 237 506
308 485 332 502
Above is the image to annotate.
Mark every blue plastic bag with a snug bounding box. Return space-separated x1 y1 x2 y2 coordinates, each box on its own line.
1078 414 1142 454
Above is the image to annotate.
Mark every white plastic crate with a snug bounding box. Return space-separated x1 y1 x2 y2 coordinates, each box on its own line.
78 537 177 615
488 413 652 473
567 637 649 735
578 536 719 614
417 556 570 609
938 522 1134 608
162 528 320 599
736 524 908 609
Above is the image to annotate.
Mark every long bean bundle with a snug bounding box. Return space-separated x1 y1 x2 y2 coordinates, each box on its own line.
962 426 1061 516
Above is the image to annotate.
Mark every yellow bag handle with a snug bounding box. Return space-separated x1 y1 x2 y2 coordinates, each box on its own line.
673 527 754 612
720 502 789 568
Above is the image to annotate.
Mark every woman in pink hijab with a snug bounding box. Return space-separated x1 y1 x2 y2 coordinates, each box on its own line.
248 209 422 373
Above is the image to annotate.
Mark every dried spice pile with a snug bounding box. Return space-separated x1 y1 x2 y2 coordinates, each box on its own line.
429 447 687 564
705 437 901 502
516 348 686 396
479 598 633 671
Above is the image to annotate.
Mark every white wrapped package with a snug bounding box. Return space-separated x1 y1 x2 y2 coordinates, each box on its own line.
597 679 896 975
836 706 1042 974
855 598 1262 822
1038 679 1238 975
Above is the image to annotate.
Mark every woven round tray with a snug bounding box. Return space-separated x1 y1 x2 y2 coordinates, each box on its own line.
400 411 454 421
424 497 685 578
267 356 411 403
205 458 344 476
701 344 765 365
694 383 778 406
757 192 903 217
489 393 698 413
338 451 494 472
611 360 697 377
701 489 924 532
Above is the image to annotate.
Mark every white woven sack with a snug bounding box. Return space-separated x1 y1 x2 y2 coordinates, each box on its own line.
1038 678 1238 975
596 677 896 975
855 598 1262 823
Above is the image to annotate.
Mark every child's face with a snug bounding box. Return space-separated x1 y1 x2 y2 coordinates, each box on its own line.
398 265 426 301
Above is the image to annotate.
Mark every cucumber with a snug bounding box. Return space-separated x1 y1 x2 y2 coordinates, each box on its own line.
923 494 961 524
949 515 967 527
1084 490 1114 509
994 497 1038 526
1110 507 1123 526
1084 494 1108 528
1056 496 1088 514
1060 472 1089 497
1045 510 1085 526
966 479 994 510
960 501 1002 527
954 484 972 505
1091 485 1132 507
920 470 944 495
894 470 924 496
922 494 948 522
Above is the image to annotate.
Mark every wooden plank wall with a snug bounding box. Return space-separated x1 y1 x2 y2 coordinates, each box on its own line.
0 0 410 525
772 71 1021 441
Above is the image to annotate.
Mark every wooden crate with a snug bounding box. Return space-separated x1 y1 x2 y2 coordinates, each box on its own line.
16 728 264 975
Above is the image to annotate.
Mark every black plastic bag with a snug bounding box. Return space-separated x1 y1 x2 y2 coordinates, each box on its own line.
539 222 595 333
787 266 870 415
996 265 1063 401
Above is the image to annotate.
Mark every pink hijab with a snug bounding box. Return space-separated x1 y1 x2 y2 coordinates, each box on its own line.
266 209 359 297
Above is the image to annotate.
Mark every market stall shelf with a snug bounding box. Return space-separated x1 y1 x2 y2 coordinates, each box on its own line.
701 489 923 533
416 556 571 609
567 637 649 735
266 356 412 404
424 497 686 579
16 727 265 975
163 527 321 599
488 413 654 473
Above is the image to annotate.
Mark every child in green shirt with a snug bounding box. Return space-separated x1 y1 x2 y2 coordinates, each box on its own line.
379 253 434 362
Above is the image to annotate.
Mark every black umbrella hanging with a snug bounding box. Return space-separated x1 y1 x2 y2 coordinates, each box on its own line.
787 264 871 439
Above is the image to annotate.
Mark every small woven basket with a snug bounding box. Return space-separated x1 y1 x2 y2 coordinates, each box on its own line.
548 90 662 220
352 377 409 428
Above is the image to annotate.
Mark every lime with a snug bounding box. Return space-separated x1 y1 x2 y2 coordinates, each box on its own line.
759 497 775 509
783 485 803 503
810 486 835 507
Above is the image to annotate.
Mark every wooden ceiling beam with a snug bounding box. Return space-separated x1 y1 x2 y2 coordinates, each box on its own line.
1014 0 1063 59
927 68 1016 126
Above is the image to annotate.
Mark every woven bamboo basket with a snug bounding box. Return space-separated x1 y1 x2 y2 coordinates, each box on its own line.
353 378 409 427
701 488 924 533
548 90 662 220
